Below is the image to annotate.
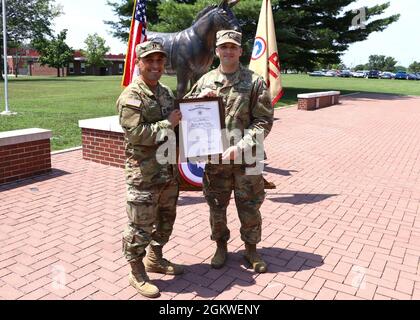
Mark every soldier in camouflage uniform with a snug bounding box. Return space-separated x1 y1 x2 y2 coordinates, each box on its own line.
186 30 274 273
116 41 183 298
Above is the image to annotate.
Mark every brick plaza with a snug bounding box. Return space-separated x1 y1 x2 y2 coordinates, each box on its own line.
1 93 420 300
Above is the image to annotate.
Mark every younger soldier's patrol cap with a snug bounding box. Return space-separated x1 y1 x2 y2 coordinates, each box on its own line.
216 30 242 47
136 40 167 58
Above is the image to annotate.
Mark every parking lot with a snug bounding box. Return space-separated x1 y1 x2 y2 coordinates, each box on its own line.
308 70 420 80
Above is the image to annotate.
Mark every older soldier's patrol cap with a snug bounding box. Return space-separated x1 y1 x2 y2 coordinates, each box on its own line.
136 40 167 58
215 30 242 47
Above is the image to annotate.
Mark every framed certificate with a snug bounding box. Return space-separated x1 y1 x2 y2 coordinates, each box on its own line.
175 97 226 160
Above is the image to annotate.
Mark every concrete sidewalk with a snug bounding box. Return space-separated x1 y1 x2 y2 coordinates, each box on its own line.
1 93 420 300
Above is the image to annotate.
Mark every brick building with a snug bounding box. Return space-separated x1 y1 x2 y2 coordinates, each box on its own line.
68 51 125 76
7 48 58 76
7 48 125 77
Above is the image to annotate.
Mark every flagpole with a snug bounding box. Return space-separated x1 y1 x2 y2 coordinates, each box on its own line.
1 0 14 116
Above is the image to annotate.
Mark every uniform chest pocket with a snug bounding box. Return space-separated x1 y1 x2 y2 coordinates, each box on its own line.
120 106 141 128
228 92 251 120
143 103 163 123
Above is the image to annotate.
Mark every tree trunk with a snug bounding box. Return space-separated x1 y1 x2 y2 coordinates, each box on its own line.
57 67 60 77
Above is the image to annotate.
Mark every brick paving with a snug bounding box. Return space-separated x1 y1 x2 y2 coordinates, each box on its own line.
1 93 420 300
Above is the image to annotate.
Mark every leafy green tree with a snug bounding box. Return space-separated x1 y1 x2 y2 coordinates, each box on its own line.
354 64 367 71
105 0 199 40
0 0 61 44
409 61 420 73
33 29 74 77
83 34 111 75
273 1 399 71
105 0 158 41
0 0 61 78
9 43 31 77
367 55 397 71
383 56 397 72
394 65 407 72
151 0 210 32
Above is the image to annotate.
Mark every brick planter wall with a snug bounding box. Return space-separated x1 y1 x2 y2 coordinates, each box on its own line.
78 116 276 191
81 128 125 168
0 129 52 184
297 91 340 111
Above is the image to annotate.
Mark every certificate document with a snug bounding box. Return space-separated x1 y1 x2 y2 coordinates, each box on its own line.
176 97 226 159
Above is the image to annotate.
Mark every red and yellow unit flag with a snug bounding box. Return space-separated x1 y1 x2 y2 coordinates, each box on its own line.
249 0 283 106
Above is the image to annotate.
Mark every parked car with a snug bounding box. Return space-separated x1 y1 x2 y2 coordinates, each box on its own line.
394 71 407 80
325 70 338 77
406 73 418 80
352 71 365 78
380 72 394 79
415 73 420 80
308 71 325 77
339 70 352 77
366 70 380 79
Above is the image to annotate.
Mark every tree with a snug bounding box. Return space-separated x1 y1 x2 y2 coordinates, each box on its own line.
105 0 159 41
367 55 384 70
33 30 74 77
394 65 407 72
409 61 420 73
0 0 61 77
367 55 397 71
10 43 31 77
354 64 367 71
105 0 198 40
83 34 110 75
106 0 399 71
383 56 397 72
272 1 400 71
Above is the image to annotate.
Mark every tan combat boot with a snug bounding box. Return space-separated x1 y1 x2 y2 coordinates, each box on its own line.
211 241 228 269
145 245 184 275
244 243 267 273
129 259 160 298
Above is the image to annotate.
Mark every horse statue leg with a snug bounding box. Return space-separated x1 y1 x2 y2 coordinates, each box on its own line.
192 72 203 86
176 70 192 98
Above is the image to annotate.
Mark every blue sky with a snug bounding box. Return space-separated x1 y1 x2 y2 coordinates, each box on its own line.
54 0 420 68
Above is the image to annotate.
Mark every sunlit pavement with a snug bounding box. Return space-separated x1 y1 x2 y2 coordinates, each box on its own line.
1 93 420 300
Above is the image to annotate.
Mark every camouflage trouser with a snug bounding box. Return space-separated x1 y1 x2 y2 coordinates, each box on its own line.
203 164 265 244
122 180 179 262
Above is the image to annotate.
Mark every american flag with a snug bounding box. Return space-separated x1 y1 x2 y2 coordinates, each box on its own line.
121 0 147 86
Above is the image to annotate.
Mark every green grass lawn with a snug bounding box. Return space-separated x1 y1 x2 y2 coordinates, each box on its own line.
1 74 419 151
279 74 420 106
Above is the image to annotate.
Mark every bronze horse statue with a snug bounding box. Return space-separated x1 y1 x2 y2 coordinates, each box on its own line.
148 0 241 97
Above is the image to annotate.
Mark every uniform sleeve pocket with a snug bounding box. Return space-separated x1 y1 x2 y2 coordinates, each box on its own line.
120 106 141 128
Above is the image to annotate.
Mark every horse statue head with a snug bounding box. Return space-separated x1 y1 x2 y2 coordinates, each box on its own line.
193 0 241 33
148 0 242 97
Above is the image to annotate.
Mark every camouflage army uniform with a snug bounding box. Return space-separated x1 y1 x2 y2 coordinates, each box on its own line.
187 64 273 244
117 77 179 263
